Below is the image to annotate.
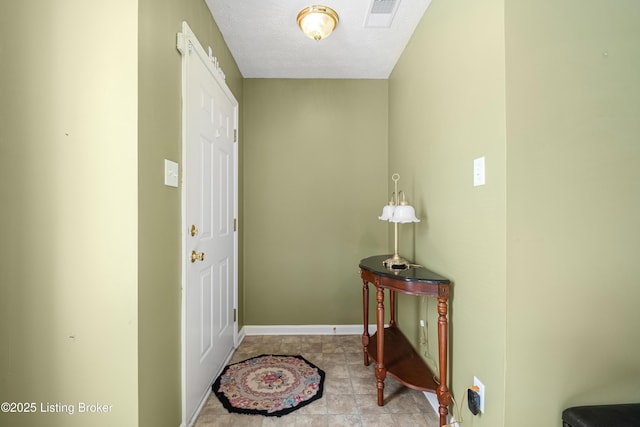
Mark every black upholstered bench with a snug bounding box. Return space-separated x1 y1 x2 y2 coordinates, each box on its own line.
562 403 640 427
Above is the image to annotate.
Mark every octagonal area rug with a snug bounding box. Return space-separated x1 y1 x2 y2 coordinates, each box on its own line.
212 354 325 417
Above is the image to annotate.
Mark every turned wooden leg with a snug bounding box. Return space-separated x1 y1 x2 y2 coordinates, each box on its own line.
362 278 370 366
375 365 386 406
389 290 396 327
376 286 386 406
437 288 451 427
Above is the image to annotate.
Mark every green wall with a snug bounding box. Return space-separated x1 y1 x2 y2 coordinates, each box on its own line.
242 79 388 325
138 1 242 426
389 0 640 425
389 0 507 425
1 1 242 426
0 1 139 426
505 1 640 425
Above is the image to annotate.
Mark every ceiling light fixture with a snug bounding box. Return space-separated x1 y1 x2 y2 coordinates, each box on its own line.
297 5 339 41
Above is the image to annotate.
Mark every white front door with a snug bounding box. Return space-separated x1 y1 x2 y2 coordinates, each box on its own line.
179 22 238 425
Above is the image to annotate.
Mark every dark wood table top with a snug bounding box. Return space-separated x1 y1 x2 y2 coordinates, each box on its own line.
359 255 450 285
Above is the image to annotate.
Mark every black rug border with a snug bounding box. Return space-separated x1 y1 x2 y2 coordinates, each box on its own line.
212 353 326 417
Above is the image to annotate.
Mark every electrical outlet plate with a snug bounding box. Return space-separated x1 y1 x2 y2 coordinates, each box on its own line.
473 376 485 413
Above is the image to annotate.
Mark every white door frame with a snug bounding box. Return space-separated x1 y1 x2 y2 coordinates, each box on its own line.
177 21 239 427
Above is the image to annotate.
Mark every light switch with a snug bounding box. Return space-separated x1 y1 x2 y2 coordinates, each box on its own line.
473 156 485 187
164 159 179 187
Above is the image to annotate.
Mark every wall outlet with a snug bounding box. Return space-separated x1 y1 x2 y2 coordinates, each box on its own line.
473 376 485 413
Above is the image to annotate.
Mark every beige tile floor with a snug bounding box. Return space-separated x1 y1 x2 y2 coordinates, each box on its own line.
194 335 440 427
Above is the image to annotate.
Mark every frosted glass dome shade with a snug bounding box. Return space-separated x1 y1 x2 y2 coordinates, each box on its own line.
297 5 339 41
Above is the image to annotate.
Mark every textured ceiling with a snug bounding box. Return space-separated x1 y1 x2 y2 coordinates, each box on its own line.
205 0 432 79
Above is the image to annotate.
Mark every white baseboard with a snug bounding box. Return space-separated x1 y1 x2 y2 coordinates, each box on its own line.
241 324 380 336
423 391 440 416
235 326 246 347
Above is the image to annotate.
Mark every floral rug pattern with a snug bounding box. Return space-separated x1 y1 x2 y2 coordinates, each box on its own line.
212 354 325 417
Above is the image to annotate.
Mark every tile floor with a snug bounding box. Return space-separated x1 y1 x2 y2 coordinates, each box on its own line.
194 334 440 426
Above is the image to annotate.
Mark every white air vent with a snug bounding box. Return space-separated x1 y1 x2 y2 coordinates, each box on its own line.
365 0 400 28
371 0 397 14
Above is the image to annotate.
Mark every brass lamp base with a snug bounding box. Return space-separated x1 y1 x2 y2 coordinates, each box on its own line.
382 254 411 271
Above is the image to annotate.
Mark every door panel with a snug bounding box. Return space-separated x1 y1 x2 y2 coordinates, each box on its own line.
180 22 238 425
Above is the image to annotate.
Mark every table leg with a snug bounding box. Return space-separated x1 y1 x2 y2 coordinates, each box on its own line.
362 278 370 366
389 290 396 327
437 291 451 426
375 286 386 406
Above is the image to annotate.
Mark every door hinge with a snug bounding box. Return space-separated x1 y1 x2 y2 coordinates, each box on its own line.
233 308 237 322
234 218 237 232
234 129 237 143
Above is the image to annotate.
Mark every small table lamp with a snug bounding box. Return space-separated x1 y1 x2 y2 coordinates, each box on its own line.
378 173 420 270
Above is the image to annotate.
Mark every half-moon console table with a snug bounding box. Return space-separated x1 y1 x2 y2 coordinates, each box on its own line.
359 255 452 427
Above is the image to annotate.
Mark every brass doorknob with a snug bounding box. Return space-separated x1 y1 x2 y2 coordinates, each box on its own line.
190 225 199 237
191 250 205 263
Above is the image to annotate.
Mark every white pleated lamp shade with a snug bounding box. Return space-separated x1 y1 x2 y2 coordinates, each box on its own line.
390 204 420 223
378 204 396 221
